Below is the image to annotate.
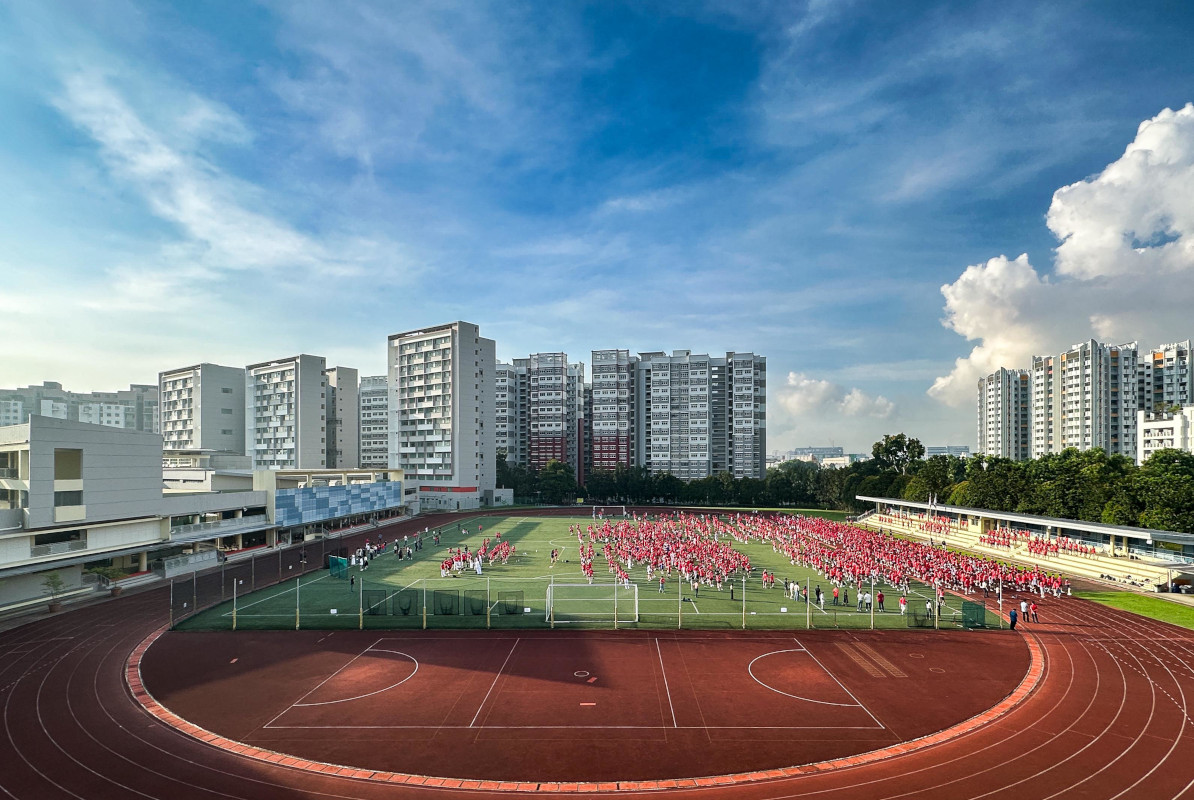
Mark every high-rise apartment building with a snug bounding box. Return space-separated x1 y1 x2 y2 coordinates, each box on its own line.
358 375 389 469
1140 340 1193 413
0 382 159 433
590 349 637 472
495 363 517 460
977 368 1031 459
727 351 767 479
324 366 359 468
522 353 585 478
159 363 247 454
1028 340 1138 459
631 350 766 480
388 322 496 509
245 355 328 470
1138 405 1194 464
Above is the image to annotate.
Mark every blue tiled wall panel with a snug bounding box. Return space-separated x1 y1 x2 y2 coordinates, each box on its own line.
273 482 405 528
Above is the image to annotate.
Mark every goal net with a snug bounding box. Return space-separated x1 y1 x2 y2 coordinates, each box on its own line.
592 506 628 519
545 582 638 624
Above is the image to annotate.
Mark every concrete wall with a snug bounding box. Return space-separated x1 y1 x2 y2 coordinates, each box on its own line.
197 364 247 455
25 416 162 529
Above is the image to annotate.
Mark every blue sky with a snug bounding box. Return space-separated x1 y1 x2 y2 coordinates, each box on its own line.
3 0 1194 452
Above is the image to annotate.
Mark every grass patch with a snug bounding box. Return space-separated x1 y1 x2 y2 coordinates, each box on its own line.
1074 590 1194 630
175 513 995 633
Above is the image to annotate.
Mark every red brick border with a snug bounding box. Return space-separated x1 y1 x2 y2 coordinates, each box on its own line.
126 627 1043 793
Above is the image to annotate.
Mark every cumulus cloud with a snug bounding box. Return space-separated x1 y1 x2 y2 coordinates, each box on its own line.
930 104 1194 407
778 372 894 418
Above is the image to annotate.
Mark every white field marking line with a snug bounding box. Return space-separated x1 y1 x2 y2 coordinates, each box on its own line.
469 638 519 728
792 636 886 728
747 650 860 708
262 723 886 730
687 599 700 613
292 650 420 708
220 572 331 616
656 639 678 727
261 637 384 729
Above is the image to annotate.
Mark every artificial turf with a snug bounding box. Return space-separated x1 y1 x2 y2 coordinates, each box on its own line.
174 513 1002 633
1074 590 1194 630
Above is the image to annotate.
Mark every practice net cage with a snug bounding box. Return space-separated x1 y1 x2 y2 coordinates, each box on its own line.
546 582 639 625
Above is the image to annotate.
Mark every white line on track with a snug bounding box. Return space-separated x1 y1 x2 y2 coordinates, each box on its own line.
656 639 677 727
747 649 859 708
261 637 384 729
793 636 886 728
293 649 420 708
470 638 519 727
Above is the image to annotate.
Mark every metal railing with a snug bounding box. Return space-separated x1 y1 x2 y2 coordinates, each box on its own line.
31 539 88 558
170 514 269 537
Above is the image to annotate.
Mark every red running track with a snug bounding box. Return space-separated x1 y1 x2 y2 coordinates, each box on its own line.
2 518 1194 798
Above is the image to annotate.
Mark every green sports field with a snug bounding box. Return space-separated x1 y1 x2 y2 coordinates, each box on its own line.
173 513 1002 632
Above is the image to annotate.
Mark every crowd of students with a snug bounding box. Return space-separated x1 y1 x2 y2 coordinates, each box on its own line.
562 511 1069 602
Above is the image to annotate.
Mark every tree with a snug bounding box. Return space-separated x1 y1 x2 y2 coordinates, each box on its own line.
42 571 66 609
871 434 925 474
538 460 578 505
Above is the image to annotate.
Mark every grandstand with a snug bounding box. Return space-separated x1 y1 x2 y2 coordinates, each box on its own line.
855 496 1192 591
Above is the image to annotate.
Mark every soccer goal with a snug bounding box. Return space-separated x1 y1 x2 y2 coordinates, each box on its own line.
545 582 639 625
592 505 629 519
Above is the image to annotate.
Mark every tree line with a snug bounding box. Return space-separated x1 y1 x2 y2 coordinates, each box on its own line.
497 433 1194 534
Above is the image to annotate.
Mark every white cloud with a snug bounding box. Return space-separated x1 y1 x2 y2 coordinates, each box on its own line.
777 372 894 418
1049 103 1194 280
930 105 1194 407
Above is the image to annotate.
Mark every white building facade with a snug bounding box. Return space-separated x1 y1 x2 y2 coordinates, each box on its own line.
324 366 359 469
0 382 159 433
245 355 328 470
1138 406 1194 464
978 368 1031 460
358 375 390 470
159 363 247 454
388 322 500 509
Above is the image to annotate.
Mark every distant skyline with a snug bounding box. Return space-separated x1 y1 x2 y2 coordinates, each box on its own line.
2 1 1193 451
